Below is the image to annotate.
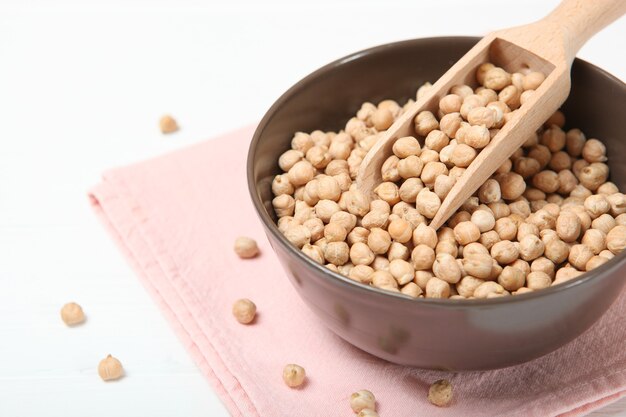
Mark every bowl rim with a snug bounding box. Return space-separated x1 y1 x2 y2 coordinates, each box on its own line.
247 36 626 307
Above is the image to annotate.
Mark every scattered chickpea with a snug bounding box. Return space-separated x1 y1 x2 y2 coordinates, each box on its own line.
60 302 85 326
282 364 306 388
232 299 257 324
159 115 179 134
350 390 377 413
234 237 259 259
98 354 124 381
428 379 453 407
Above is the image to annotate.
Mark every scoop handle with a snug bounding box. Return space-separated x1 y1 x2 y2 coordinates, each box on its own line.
542 0 626 62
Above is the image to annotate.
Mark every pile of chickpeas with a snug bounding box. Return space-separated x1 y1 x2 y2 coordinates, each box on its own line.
271 62 626 300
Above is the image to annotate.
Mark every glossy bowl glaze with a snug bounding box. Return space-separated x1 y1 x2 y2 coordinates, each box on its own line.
247 37 626 370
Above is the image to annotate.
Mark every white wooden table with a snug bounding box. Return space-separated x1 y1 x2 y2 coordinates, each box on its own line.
0 1 624 415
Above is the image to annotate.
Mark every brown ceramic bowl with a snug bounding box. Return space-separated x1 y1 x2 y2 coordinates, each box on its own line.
247 37 626 370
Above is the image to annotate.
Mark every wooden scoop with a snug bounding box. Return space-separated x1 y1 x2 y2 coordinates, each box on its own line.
356 0 626 230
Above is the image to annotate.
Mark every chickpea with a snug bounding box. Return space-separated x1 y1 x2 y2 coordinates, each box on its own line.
556 211 581 242
434 175 456 200
283 364 306 388
592 213 617 234
578 163 609 191
497 172 526 200
371 108 394 130
582 139 607 163
381 155 400 182
401 282 423 298
415 188 441 219
533 170 560 193
372 255 390 271
367 227 392 255
324 241 350 265
491 240 519 264
389 259 415 285
450 144 477 168
483 67 511 90
432 253 462 284
349 242 375 266
424 130 450 152
374 182 400 205
498 85 521 109
302 243 325 264
553 266 583 285
439 112 463 138
415 111 439 136
453 221 481 245
471 209 496 233
531 257 555 278
388 218 413 243
608 193 626 216
398 155 424 179
607 225 626 254
420 161 448 185
425 277 451 298
232 299 257 324
411 244 436 270
519 234 544 261
474 281 508 298
526 271 551 290
541 126 566 153
393 136 421 158
371 270 398 290
284 224 311 248
586 255 609 271
598 182 619 195
348 265 374 284
498 266 525 291
522 71 545 90
495 217 517 240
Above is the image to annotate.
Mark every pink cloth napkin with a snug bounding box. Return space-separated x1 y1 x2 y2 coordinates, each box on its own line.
89 125 626 417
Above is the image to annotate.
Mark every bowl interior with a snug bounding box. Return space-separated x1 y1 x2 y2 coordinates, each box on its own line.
249 36 626 297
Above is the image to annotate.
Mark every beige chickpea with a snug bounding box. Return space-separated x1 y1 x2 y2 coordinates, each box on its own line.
399 177 424 203
273 194 296 218
541 126 566 153
565 128 586 157
278 149 303 172
398 155 424 179
420 148 441 164
600 249 615 259
474 281 508 298
607 193 626 216
498 266 525 291
420 161 447 186
476 63 495 85
483 67 511 90
272 174 295 196
379 99 401 117
434 175 456 200
432 253 462 284
533 170 560 193
324 222 347 243
315 199 340 223
324 241 350 265
499 85 521 109
287 160 316 186
371 108 394 130
415 188 441 219
558 170 578 195
393 136 421 159
400 282 423 298
598 182 619 195
476 87 498 104
591 213 616 234
477 179 501 204
510 259 531 277
284 224 311 249
449 84 473 98
517 222 539 240
568 244 595 270
556 211 581 242
414 111 439 136
389 259 415 285
381 155 400 182
519 90 534 106
436 240 459 258
328 140 352 160
494 217 517 241
372 255 390 272
467 107 495 129
367 227 392 255
456 276 484 297
471 210 496 233
439 94 463 114
374 182 400 205
356 102 376 122
528 144 552 169
607 225 626 254
519 234 545 261
302 243 325 264
361 210 389 230
524 188 546 202
424 130 449 152
491 240 519 264
232 299 256 324
316 175 342 201
582 139 607 163
497 172 526 200
278 216 299 234
572 159 590 178
371 270 398 290
330 211 357 233
98 354 124 381
234 237 260 259
450 144 477 168
348 242 375 266
522 71 545 90
325 159 349 176
453 221 481 245
415 270 434 290
411 244 436 270
439 112 463 138
460 95 485 119
581 229 606 255
386 218 411 243
514 157 541 179
349 264 374 283
544 238 570 264
311 130 331 147
462 125 491 149
346 190 371 217
479 230 501 250
325 263 339 272
578 163 609 191
412 223 438 249
388 241 410 261
526 271 551 290
448 211 471 229
294 200 315 223
586 255 609 271
425 277 451 298
302 180 319 206
462 253 493 279
553 266 584 285
617 213 626 226
60 302 85 326
488 202 511 219
531 257 555 278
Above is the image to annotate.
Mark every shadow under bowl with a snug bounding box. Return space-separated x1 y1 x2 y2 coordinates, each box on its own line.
247 37 626 370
